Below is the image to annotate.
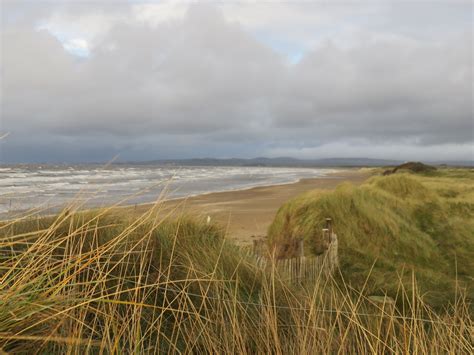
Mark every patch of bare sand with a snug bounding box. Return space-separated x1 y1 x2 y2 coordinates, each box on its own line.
128 169 370 245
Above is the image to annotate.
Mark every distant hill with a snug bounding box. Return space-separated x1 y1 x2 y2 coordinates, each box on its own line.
127 157 473 168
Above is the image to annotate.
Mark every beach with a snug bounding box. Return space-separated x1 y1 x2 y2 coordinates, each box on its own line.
128 169 370 244
0 165 332 215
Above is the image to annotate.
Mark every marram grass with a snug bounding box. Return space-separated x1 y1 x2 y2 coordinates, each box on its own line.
269 168 474 310
0 179 473 353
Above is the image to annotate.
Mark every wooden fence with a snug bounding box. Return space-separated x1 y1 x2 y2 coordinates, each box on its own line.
250 218 339 283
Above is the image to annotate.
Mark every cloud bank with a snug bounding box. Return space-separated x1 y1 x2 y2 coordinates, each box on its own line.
1 0 472 162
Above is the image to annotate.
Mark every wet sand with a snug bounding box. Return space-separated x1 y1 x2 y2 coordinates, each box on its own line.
125 169 369 245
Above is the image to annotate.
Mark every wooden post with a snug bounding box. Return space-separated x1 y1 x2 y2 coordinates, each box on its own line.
321 228 330 275
298 239 304 281
298 239 304 257
325 218 332 236
328 233 338 271
322 228 330 244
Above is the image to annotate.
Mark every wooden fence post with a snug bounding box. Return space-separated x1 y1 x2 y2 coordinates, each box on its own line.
325 218 332 236
328 233 338 271
322 228 330 244
298 239 304 280
298 239 304 257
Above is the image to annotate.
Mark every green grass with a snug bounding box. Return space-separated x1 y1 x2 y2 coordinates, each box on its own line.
0 177 472 353
268 168 474 309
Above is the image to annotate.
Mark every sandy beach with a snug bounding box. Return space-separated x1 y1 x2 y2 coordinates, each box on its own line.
128 169 370 244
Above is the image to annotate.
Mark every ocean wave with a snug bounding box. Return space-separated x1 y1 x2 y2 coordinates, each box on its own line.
0 165 335 213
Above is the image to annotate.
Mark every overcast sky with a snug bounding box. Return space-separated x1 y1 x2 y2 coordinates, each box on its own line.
1 0 472 163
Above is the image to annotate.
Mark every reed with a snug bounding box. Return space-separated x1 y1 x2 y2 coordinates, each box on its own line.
0 201 472 353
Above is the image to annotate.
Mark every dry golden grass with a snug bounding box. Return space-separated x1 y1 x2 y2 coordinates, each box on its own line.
0 197 472 353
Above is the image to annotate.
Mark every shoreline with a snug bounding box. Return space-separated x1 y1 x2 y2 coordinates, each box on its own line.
0 167 338 218
124 169 370 244
3 169 370 244
128 168 341 208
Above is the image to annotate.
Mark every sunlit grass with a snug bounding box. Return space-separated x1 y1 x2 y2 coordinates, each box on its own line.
1 192 472 353
269 168 474 309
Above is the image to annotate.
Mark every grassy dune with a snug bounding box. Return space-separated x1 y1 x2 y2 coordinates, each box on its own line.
269 168 474 309
0 171 472 353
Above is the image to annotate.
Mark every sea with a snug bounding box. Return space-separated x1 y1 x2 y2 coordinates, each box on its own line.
0 164 336 217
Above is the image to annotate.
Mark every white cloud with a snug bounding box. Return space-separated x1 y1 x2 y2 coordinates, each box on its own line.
132 2 188 27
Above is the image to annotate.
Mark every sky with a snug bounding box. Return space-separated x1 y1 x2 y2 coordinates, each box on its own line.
1 0 473 163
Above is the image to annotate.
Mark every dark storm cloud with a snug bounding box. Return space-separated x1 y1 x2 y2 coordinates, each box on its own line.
1 1 472 162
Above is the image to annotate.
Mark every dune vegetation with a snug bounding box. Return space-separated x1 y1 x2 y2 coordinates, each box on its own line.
0 184 472 353
269 168 474 311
